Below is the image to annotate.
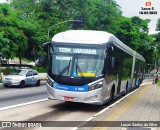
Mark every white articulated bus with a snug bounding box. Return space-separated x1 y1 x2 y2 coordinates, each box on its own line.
45 30 145 105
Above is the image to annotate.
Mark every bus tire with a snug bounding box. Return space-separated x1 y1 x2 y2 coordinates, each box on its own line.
122 82 128 96
110 86 115 102
137 79 140 87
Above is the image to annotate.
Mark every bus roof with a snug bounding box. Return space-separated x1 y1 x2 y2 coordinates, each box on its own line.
136 52 146 62
51 30 145 62
52 30 113 44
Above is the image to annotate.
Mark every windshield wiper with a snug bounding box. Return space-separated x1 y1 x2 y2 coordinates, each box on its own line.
76 63 87 83
76 64 84 77
56 58 71 79
67 58 71 75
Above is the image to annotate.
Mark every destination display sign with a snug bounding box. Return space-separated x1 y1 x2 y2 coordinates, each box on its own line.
53 47 104 55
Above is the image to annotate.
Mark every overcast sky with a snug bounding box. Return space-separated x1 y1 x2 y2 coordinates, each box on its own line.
0 0 159 34
0 0 6 3
114 0 160 34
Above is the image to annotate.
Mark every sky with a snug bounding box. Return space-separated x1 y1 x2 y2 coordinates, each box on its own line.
0 0 6 3
114 0 160 34
0 0 159 34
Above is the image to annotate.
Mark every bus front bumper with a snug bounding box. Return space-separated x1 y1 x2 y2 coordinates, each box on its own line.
46 84 104 105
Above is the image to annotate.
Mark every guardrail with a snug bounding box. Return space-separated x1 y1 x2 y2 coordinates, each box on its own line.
1 64 32 68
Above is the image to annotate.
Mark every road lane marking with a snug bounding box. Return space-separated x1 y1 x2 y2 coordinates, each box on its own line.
71 82 152 130
0 89 32 94
71 88 141 130
91 86 149 130
0 98 48 111
0 86 46 95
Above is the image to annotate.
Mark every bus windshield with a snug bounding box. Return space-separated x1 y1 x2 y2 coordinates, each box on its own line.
73 55 104 77
50 54 104 77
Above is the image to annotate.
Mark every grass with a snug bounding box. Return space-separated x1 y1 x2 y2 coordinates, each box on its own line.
1 68 17 75
33 66 47 73
0 79 2 83
21 58 32 62
157 80 160 86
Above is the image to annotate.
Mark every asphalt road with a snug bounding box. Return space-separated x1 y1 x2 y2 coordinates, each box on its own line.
0 82 105 130
0 78 153 130
0 82 47 108
0 76 153 109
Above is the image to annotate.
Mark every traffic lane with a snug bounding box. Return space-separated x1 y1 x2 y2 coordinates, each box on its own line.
0 84 47 108
0 80 152 130
0 99 105 130
0 89 136 130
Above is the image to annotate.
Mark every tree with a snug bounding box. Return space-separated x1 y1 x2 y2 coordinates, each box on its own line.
0 3 27 62
9 0 123 60
7 0 155 67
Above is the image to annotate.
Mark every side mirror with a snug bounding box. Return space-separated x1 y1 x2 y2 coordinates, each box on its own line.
42 42 54 53
43 42 50 50
41 42 53 67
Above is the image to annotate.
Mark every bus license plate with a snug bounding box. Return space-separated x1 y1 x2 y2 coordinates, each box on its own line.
64 96 74 101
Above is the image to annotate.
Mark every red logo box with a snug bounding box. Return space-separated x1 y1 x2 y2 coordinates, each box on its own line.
145 2 151 6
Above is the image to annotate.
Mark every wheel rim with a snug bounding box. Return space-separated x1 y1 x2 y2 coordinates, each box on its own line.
20 81 24 87
36 80 40 86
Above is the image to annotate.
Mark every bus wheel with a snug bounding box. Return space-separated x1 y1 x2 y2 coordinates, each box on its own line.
110 86 115 101
138 79 141 87
122 82 128 96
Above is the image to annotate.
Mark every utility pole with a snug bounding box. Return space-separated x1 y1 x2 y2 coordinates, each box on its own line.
47 20 82 39
0 53 2 80
151 45 157 84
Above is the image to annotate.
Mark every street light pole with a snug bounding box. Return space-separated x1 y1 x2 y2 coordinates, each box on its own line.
151 45 157 84
47 19 81 38
46 19 82 60
0 53 2 81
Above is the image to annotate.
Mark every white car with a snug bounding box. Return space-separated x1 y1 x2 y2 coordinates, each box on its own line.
3 69 41 87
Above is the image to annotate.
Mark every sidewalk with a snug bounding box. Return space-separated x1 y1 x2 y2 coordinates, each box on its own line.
78 79 160 130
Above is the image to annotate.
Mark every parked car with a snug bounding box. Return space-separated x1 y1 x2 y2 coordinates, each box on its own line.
3 69 41 87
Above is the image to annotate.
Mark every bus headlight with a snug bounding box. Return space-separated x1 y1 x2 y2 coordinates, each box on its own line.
47 77 53 86
53 82 59 88
89 81 103 91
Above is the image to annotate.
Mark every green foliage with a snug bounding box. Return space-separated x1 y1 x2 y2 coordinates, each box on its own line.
32 66 47 73
154 31 160 65
0 3 27 59
1 68 17 75
156 19 160 31
157 80 160 86
0 0 156 68
115 16 155 68
7 0 123 60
